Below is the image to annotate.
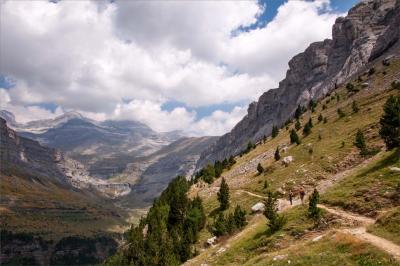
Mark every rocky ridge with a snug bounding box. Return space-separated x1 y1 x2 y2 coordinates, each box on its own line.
197 0 400 168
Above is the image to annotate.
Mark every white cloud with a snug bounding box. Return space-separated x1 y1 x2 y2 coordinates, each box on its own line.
111 99 246 135
0 0 343 135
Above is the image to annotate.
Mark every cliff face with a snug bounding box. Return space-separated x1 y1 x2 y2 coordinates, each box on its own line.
198 0 400 168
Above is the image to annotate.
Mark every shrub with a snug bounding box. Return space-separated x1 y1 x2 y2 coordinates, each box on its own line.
323 117 328 124
318 113 323 122
352 100 359 113
368 67 376 76
391 80 400 90
337 108 346 118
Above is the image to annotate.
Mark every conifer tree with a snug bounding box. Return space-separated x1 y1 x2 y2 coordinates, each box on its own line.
274 146 281 161
354 129 367 154
272 125 279 138
257 163 264 175
263 192 286 233
217 178 230 211
290 129 301 145
233 205 247 228
308 189 321 219
263 135 267 143
213 213 227 237
379 95 400 150
295 120 301 131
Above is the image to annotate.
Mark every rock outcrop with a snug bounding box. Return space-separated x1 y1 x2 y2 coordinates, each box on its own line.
198 0 400 168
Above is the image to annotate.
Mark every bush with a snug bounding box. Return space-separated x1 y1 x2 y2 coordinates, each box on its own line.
337 108 346 118
318 114 323 122
323 117 328 124
391 80 400 90
352 100 359 113
379 95 400 150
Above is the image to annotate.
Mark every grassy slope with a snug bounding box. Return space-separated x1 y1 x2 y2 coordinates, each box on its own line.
0 173 126 240
187 56 400 264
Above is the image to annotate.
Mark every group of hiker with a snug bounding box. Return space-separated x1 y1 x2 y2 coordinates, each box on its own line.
288 187 306 205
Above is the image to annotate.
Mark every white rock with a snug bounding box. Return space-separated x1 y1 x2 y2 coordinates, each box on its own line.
251 202 265 213
312 235 323 242
206 236 217 246
273 254 288 261
282 156 294 166
389 167 400 172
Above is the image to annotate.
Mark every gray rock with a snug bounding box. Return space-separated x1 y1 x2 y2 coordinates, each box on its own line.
197 0 400 168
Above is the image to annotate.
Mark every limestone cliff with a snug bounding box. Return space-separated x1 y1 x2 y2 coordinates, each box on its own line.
198 0 400 168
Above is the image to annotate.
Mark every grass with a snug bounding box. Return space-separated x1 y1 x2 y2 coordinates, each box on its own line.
321 150 400 217
368 207 400 245
188 57 400 265
245 231 399 266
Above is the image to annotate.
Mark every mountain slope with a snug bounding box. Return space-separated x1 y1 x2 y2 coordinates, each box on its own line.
116 136 218 208
198 0 400 168
0 117 126 265
0 112 182 178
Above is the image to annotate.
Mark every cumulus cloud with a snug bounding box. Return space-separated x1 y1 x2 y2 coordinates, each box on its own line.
0 0 344 135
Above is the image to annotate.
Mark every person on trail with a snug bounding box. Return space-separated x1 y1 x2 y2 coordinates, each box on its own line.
289 190 293 205
299 187 305 204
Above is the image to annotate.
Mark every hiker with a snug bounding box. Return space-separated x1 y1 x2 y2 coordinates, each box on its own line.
289 190 293 205
299 187 305 204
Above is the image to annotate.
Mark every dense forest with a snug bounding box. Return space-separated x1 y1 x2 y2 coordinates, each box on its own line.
105 176 206 265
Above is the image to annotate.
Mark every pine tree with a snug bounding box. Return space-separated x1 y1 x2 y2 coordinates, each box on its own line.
263 192 286 233
294 105 304 120
323 117 328 124
228 156 236 168
354 129 367 154
274 146 281 161
263 135 267 143
214 160 223 178
295 120 301 131
213 213 227 237
308 189 321 219
217 178 230 211
233 205 247 228
290 129 301 145
257 163 264 175
271 125 279 138
303 123 311 136
379 95 400 150
352 100 359 113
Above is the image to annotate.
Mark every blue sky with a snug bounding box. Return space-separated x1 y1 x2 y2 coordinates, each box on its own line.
0 0 360 134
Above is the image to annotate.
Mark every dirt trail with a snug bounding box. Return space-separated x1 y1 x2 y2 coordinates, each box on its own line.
340 227 400 260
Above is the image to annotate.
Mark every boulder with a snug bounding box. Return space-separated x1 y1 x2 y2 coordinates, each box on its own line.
282 156 294 167
251 202 265 213
206 236 217 246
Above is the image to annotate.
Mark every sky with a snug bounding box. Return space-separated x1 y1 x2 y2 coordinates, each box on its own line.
0 0 358 136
